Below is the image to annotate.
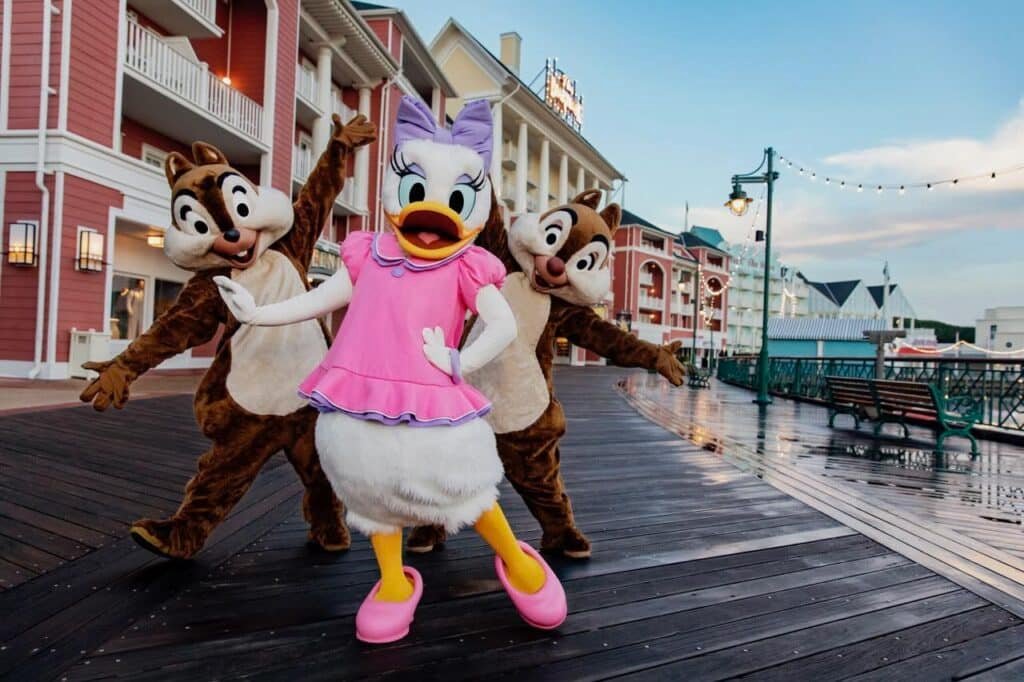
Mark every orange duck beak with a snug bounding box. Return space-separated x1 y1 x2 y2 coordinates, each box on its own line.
387 201 481 261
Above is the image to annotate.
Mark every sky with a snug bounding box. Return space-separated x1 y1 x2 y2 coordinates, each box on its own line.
389 0 1023 325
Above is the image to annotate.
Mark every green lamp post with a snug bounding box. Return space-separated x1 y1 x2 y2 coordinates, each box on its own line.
726 147 779 406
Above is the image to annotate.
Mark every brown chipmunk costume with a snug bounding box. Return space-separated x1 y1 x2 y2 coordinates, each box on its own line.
79 114 377 559
409 190 685 558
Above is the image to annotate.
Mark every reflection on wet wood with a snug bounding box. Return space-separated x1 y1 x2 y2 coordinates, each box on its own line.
1 368 1022 679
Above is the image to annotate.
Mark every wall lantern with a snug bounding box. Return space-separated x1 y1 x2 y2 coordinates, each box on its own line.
7 221 39 266
76 227 105 272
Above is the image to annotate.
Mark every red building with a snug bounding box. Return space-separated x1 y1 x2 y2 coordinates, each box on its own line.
0 0 452 378
612 210 730 364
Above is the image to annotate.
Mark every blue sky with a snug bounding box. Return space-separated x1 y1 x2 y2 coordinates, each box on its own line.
391 0 1023 324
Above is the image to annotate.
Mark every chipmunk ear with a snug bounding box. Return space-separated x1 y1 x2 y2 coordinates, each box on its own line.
571 189 602 210
164 152 194 187
191 141 230 166
599 203 622 235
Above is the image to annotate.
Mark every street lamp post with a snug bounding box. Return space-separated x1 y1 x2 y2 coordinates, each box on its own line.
691 266 702 366
726 147 778 406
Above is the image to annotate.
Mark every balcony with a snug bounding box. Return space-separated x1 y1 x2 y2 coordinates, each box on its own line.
638 293 663 311
632 321 667 344
128 0 221 39
295 65 322 129
292 145 359 213
122 17 266 162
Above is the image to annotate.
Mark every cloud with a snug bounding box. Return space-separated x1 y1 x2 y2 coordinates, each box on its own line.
822 98 1024 193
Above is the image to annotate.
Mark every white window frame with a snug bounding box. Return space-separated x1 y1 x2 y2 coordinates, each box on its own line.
141 143 168 170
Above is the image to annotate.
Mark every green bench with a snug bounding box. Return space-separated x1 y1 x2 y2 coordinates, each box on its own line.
824 376 983 455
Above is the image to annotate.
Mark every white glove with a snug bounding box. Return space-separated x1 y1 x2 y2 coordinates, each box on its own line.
422 326 457 378
214 276 260 324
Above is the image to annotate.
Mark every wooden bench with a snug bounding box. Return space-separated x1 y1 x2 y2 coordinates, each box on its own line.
687 365 712 389
824 376 983 455
824 376 876 429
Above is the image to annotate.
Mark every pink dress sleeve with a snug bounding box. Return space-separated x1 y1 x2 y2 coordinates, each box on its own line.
340 231 374 283
458 246 507 314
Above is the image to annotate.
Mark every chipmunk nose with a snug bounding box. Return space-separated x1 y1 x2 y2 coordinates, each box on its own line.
546 256 566 277
223 228 240 243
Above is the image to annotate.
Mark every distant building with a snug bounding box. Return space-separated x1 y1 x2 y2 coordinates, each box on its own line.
800 277 917 327
975 307 1024 353
767 318 886 358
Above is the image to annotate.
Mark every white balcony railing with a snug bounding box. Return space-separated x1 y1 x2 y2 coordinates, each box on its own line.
293 145 357 207
181 0 216 23
296 65 318 106
639 272 654 287
333 94 356 124
124 17 263 141
638 294 663 310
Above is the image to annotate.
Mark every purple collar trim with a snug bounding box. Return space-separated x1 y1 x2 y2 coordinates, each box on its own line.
372 233 471 272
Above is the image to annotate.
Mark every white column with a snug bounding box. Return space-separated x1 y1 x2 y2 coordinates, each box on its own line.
576 166 585 195
558 153 569 204
355 86 371 212
312 46 332 153
515 121 528 213
430 87 442 121
491 101 503 197
539 139 550 210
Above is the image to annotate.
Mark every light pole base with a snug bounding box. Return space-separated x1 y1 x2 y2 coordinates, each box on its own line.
753 396 773 406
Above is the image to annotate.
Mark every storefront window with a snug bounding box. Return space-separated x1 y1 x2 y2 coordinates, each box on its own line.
554 337 571 357
111 274 146 340
154 279 183 319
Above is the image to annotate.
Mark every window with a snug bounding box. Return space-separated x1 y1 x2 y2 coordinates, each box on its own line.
153 279 183 320
142 144 167 170
111 274 146 340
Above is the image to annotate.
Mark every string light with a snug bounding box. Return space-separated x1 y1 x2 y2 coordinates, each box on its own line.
895 339 1024 357
776 151 1024 194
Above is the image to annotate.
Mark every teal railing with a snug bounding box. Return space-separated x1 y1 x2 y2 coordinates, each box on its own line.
717 356 1024 432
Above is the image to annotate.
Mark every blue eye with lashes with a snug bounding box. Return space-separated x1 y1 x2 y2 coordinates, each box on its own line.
447 184 476 220
398 173 426 206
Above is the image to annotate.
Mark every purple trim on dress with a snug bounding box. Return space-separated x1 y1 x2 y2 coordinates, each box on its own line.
449 348 462 385
299 388 490 427
371 234 472 272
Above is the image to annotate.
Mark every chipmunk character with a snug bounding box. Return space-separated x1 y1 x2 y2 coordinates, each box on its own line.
216 97 568 644
408 190 686 559
79 114 377 559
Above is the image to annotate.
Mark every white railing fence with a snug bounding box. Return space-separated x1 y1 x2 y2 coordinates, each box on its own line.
181 0 217 24
638 294 664 310
293 145 357 207
124 17 263 141
296 65 318 105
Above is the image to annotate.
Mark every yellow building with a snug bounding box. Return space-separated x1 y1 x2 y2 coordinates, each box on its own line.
430 20 624 213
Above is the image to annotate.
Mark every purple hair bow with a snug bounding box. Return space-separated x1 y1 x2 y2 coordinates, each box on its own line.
394 96 493 170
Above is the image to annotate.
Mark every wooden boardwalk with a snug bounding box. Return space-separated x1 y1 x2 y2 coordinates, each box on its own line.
2 368 1023 680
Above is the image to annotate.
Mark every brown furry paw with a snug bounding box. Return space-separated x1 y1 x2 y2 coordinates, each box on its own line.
542 527 592 560
406 525 447 554
129 519 201 560
308 519 351 552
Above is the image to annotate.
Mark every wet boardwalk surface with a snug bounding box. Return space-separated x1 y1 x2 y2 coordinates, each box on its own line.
2 368 1024 680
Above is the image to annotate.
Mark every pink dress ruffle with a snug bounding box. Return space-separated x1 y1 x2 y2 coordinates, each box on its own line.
298 365 492 426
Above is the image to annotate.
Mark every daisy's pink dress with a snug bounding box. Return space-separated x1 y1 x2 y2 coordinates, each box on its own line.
298 231 505 426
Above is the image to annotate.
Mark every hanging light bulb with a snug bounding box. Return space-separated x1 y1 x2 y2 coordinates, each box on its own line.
857 184 863 192
927 183 933 191
840 181 846 190
825 177 831 184
810 172 817 181
798 168 804 176
876 185 883 194
787 161 793 168
899 185 905 195
952 178 959 187
991 172 997 180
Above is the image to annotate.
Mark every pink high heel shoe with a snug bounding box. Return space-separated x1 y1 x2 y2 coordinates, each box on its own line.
495 541 567 629
355 566 423 644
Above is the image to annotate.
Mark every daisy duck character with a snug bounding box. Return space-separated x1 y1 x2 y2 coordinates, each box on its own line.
215 97 567 644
